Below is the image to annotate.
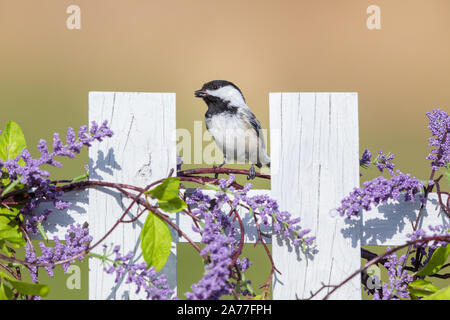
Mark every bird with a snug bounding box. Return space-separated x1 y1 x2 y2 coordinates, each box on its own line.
194 80 270 179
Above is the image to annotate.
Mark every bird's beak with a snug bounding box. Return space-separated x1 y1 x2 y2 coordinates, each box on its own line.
194 89 207 98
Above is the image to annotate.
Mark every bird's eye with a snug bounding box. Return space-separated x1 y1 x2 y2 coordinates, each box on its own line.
213 85 219 90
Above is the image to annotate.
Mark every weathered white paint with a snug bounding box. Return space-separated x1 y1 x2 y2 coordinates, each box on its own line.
88 92 177 300
34 190 89 239
362 193 450 246
32 91 448 300
270 93 361 300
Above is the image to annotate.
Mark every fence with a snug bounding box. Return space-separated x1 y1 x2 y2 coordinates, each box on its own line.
37 92 448 300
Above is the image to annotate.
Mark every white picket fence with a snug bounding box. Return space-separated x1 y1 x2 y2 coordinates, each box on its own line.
37 92 448 300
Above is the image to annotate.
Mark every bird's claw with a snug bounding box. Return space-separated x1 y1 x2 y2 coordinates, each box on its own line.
247 165 256 180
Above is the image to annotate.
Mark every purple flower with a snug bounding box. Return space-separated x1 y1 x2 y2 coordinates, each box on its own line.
176 155 183 171
407 224 450 269
360 149 372 168
374 150 396 176
373 250 413 300
184 175 315 300
426 109 450 171
25 224 92 282
217 175 314 247
186 198 236 300
371 224 448 300
0 121 113 233
359 149 395 176
219 174 235 189
236 257 252 273
338 170 423 218
103 245 175 300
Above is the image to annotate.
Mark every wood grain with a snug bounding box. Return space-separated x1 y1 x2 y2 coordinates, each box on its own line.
88 92 176 300
362 193 450 246
270 92 361 300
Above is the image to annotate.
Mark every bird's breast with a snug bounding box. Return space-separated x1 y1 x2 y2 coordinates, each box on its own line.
205 112 246 132
205 112 259 163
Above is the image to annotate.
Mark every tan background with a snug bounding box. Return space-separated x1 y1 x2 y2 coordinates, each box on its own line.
1 0 449 299
1 0 449 181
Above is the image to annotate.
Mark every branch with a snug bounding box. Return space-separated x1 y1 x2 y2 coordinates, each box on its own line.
0 175 204 268
177 168 270 180
302 235 450 300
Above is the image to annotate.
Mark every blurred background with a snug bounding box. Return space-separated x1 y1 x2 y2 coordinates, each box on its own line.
1 0 449 299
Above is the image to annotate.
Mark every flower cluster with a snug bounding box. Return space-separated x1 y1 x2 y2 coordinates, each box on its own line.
407 224 450 245
407 224 450 269
185 187 237 300
103 245 175 300
1 121 113 232
338 170 423 218
183 175 315 300
233 258 254 296
374 150 396 176
373 250 413 300
426 109 450 171
236 257 252 273
359 149 395 176
221 176 315 247
246 194 315 246
359 149 372 168
25 223 92 283
369 225 449 300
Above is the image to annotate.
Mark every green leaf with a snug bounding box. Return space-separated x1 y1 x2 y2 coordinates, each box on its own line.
9 280 49 297
146 177 181 201
8 280 50 297
0 282 13 300
417 245 450 276
158 197 187 213
1 177 10 186
0 121 27 163
0 240 13 257
0 229 25 246
0 208 25 247
408 279 439 297
37 221 48 242
1 177 22 196
146 177 187 213
0 207 19 219
204 183 222 192
140 211 172 271
71 171 89 183
423 286 450 300
0 272 49 297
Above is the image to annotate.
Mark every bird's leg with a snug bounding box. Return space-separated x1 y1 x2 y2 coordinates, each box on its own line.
213 161 226 179
247 164 256 180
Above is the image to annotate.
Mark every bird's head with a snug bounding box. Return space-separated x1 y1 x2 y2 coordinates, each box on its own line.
195 80 246 108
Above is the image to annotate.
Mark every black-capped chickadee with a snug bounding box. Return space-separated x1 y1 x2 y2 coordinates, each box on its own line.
194 80 270 179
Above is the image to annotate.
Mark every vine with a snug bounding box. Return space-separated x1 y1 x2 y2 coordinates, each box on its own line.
0 108 449 300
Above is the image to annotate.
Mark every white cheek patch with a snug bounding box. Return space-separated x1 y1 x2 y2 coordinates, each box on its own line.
206 85 247 108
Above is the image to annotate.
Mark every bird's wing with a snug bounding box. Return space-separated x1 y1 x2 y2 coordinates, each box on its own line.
239 107 266 149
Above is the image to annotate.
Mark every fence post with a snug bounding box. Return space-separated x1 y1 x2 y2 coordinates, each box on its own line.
270 92 361 299
88 92 177 299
